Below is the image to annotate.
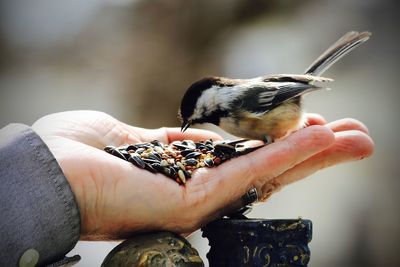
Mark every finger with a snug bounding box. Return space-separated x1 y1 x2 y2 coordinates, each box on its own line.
326 118 369 134
259 130 374 200
184 125 335 214
134 127 223 144
305 113 327 126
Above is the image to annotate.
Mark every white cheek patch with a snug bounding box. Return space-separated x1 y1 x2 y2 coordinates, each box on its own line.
190 85 243 120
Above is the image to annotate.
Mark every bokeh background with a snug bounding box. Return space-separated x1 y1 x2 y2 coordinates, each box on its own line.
1 0 399 266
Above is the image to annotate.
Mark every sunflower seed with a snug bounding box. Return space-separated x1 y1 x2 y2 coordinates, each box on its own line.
132 143 152 149
125 144 138 151
143 158 160 164
172 142 191 150
182 140 196 149
151 140 162 147
183 169 191 179
151 163 164 172
206 144 214 151
185 152 202 159
144 162 157 173
204 157 214 167
161 167 174 178
177 170 186 184
104 145 116 154
129 155 146 169
120 150 131 160
135 148 146 154
104 138 255 185
184 158 198 166
181 149 195 157
169 167 177 177
111 149 126 160
148 152 162 161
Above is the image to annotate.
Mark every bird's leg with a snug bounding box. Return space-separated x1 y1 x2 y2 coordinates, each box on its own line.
263 135 273 145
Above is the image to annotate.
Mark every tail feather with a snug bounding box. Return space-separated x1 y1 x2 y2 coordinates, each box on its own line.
304 31 371 76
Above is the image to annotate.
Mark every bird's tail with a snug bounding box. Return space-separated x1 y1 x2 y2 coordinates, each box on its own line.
304 31 371 76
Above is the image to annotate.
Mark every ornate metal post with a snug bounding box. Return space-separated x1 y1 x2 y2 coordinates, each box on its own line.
202 218 312 267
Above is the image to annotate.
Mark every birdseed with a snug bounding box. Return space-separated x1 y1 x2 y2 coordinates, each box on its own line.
104 139 264 185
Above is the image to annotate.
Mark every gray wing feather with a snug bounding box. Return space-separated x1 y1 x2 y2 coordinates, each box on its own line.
238 82 323 115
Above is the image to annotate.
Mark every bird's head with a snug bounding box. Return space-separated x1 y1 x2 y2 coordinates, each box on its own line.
178 77 234 132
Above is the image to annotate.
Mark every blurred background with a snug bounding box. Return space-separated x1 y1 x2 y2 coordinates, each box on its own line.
0 0 398 266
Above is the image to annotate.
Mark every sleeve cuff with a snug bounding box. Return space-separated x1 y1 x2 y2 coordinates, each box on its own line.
0 124 81 266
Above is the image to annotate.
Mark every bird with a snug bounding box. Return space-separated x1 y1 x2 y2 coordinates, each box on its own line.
178 31 371 142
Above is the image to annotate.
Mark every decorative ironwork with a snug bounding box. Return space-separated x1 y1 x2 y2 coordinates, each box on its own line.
202 218 312 267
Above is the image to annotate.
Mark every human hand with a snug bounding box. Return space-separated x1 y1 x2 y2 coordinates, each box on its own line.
32 111 373 239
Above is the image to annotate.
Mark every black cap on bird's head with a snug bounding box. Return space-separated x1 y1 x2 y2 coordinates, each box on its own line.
178 77 223 132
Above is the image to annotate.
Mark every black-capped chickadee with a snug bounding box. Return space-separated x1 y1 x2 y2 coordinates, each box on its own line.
178 31 371 142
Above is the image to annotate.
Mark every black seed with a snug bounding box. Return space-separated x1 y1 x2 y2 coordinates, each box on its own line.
125 144 137 151
105 138 257 184
170 164 179 172
180 149 195 157
104 145 116 154
148 152 162 161
204 157 214 167
185 152 202 159
142 158 160 164
169 167 177 177
151 140 162 147
111 149 126 160
205 145 214 151
182 169 191 179
196 143 207 150
140 143 154 148
182 140 196 149
195 141 204 147
212 149 223 158
161 167 175 179
129 155 146 169
173 143 191 150
145 163 158 173
135 148 146 154
120 150 131 160
184 158 198 166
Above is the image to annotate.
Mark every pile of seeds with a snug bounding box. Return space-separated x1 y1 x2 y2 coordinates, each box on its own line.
104 139 263 185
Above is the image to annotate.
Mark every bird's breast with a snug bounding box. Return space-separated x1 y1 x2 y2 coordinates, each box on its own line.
219 100 305 140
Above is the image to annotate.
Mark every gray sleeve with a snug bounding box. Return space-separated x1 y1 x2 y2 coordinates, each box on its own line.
0 124 81 266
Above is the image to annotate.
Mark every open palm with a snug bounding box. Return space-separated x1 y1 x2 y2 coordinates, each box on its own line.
32 111 373 239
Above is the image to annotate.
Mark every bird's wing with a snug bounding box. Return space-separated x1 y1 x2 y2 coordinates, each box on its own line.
262 74 333 83
236 81 324 116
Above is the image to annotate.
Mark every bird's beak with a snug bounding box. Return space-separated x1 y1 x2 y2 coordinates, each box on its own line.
181 121 191 132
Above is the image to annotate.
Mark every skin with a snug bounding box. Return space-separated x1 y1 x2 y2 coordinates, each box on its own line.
32 111 374 240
